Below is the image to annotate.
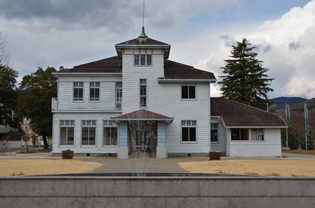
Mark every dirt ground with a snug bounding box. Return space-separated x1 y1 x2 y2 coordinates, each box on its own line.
179 160 315 177
0 159 103 177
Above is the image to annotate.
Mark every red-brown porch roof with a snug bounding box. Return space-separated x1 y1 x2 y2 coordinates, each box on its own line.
115 109 170 119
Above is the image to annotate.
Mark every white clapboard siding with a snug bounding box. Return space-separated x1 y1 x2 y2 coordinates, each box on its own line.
122 53 211 154
57 76 121 110
52 113 121 154
228 128 282 157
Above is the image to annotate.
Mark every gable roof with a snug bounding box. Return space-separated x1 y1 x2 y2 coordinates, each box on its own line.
211 97 287 127
116 37 170 46
115 37 171 59
115 109 170 119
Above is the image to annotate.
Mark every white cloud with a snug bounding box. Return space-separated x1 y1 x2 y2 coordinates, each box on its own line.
196 0 315 99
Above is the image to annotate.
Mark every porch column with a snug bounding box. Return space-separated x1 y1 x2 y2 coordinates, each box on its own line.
118 121 128 159
157 121 167 159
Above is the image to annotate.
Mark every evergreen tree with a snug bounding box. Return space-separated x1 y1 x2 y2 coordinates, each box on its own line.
0 65 20 126
16 67 57 149
218 38 274 109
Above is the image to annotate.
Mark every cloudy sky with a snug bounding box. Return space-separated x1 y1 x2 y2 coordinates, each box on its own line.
0 0 314 99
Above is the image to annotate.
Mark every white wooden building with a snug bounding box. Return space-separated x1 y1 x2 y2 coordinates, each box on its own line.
51 28 287 158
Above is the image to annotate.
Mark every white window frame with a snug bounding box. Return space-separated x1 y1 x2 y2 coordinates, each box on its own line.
211 123 218 143
103 120 118 146
116 82 122 110
134 54 152 66
73 82 84 102
89 82 100 102
59 120 75 146
140 79 147 107
81 120 97 146
181 85 196 100
181 120 197 143
250 129 264 141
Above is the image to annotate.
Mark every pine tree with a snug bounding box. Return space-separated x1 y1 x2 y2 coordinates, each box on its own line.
218 38 274 109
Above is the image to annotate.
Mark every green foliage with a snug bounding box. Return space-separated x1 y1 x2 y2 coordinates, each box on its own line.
0 65 20 126
10 172 25 176
218 38 274 109
16 67 57 148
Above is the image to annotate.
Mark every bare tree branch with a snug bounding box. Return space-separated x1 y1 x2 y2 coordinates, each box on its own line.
0 31 10 66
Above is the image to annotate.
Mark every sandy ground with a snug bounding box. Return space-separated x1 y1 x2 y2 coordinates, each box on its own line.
0 159 103 176
179 160 315 177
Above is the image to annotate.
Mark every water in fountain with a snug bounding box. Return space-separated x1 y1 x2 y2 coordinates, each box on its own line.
122 113 158 176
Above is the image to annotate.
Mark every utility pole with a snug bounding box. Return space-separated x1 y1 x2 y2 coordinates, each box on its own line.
304 103 309 150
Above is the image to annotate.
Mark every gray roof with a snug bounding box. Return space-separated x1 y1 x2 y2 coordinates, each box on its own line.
211 97 287 127
53 57 216 80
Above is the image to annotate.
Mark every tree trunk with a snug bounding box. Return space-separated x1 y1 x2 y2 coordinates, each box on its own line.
43 134 48 149
298 139 302 151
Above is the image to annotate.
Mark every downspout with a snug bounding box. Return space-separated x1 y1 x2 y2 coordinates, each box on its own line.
209 82 211 153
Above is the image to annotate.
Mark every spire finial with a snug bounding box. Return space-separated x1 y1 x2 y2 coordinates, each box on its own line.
138 0 148 38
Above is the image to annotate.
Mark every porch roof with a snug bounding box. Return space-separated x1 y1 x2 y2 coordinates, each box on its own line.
111 109 174 123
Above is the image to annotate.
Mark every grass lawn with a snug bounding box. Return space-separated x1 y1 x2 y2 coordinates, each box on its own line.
282 150 315 155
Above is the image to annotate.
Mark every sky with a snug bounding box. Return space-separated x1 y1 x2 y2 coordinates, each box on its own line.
0 0 314 99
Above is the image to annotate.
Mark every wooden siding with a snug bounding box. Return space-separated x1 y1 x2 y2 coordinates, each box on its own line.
228 128 282 157
211 122 226 153
122 53 211 154
52 113 121 154
57 76 121 110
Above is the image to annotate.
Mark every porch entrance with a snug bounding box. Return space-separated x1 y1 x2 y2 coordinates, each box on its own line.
128 121 157 158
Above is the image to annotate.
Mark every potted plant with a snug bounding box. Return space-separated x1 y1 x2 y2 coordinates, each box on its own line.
209 148 221 160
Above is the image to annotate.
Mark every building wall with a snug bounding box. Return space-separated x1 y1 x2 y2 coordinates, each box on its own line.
122 50 211 154
52 113 120 154
228 128 282 157
210 118 226 153
57 76 122 110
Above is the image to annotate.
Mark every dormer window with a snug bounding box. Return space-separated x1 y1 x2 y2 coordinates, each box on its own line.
135 54 152 66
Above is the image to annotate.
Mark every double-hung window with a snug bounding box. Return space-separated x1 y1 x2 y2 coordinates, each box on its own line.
103 120 118 146
116 82 122 110
231 129 249 140
81 120 96 146
181 86 195 99
73 82 83 101
60 120 75 146
140 79 147 107
211 123 218 142
251 129 264 140
181 120 197 142
134 54 152 66
90 82 100 101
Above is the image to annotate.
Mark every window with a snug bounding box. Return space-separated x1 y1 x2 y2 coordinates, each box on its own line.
211 123 218 142
181 120 197 142
116 82 122 110
231 129 249 140
134 54 152 66
60 120 75 145
81 120 96 145
73 82 83 101
251 129 264 140
181 86 195 99
103 120 118 146
90 82 100 101
140 79 147 107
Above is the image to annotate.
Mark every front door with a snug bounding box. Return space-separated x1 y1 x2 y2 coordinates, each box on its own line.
128 121 157 156
135 130 152 151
